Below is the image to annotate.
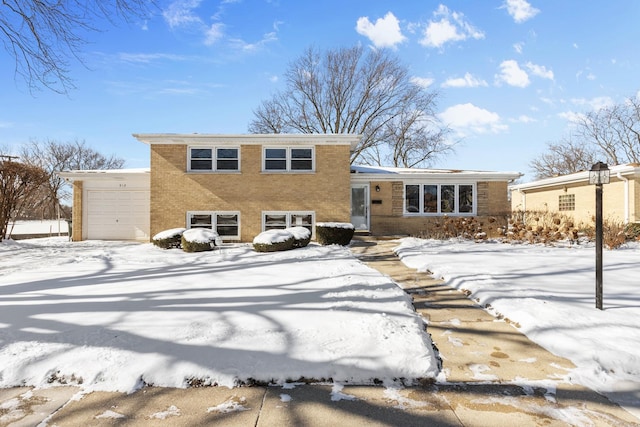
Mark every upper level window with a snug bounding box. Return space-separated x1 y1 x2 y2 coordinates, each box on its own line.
405 184 475 215
188 147 239 172
263 147 314 172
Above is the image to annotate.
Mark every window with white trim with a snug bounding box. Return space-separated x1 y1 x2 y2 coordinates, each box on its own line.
187 211 240 240
405 184 475 215
188 147 239 171
263 211 314 233
263 147 314 172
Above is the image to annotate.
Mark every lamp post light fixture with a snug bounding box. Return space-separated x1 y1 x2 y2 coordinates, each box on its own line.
589 161 610 310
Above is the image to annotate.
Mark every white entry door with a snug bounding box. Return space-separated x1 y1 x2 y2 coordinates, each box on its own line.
351 184 369 230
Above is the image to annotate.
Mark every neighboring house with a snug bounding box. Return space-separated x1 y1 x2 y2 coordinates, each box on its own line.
510 163 640 225
58 133 521 242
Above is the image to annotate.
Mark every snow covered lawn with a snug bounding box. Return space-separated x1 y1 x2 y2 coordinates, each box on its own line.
395 237 640 411
0 238 437 392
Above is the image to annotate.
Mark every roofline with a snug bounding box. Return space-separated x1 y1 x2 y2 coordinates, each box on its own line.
510 164 640 191
350 171 523 182
57 168 150 181
132 133 361 150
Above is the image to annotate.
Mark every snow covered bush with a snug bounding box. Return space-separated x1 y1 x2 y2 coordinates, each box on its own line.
285 226 311 248
253 229 295 252
181 228 222 252
152 228 186 249
315 222 354 246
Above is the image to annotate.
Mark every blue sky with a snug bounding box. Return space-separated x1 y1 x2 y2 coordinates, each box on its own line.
1 0 639 181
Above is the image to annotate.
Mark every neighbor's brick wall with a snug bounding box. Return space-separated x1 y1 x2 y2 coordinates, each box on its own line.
72 181 83 241
368 180 510 236
150 144 352 241
511 178 635 225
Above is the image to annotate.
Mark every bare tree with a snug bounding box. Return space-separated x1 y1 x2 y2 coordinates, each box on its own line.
529 137 600 179
530 93 640 179
0 156 48 240
573 96 640 165
249 45 452 166
20 138 125 219
0 0 154 93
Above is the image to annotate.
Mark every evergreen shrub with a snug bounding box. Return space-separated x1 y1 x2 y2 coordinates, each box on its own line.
253 229 295 252
152 228 186 249
285 226 311 248
181 228 221 252
316 222 354 246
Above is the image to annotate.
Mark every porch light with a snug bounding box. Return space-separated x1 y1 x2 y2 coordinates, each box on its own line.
589 161 609 310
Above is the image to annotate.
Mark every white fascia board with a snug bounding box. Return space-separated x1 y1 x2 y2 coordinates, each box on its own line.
57 169 150 182
350 171 522 183
510 164 640 192
132 133 361 150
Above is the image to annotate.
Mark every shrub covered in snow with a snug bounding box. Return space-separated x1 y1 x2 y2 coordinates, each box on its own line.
285 226 311 248
253 229 295 252
181 228 222 252
152 228 186 249
315 222 354 246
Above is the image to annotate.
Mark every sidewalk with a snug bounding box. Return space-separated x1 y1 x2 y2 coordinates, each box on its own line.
2 238 638 426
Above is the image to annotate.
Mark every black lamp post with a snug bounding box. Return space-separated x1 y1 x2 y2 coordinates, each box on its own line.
589 162 610 310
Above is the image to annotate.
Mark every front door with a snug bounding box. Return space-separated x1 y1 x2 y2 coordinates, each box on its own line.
351 184 369 230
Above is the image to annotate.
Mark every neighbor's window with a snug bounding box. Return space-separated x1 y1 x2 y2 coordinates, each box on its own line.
558 194 575 211
263 211 314 233
404 184 475 215
188 147 239 172
187 211 240 240
263 147 314 172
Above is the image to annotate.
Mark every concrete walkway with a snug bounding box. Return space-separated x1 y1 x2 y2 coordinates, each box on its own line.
2 238 638 426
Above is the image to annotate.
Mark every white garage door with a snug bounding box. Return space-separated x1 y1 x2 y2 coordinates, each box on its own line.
86 190 150 240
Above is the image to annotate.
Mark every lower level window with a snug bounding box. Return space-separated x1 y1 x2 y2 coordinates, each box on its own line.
405 184 475 215
187 211 240 240
263 211 314 233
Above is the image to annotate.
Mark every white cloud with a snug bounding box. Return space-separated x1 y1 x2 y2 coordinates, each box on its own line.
558 111 585 123
410 76 435 88
420 5 484 49
269 75 278 83
204 23 224 45
502 0 540 23
356 12 406 49
117 53 189 64
510 115 537 123
230 31 278 52
495 60 530 87
439 103 507 134
442 72 488 88
525 62 553 80
0 121 13 128
571 96 614 111
513 42 524 54
163 0 203 29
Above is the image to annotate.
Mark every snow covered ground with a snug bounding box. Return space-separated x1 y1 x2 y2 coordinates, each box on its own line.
0 238 437 393
395 237 640 414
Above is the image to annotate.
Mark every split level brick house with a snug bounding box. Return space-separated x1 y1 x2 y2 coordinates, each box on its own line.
58 133 522 242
